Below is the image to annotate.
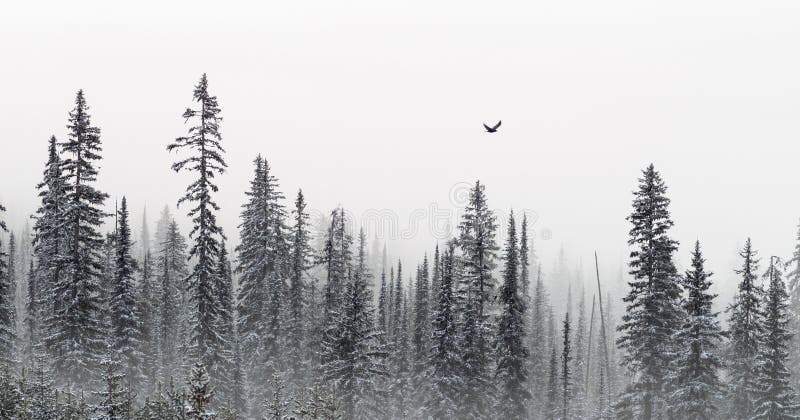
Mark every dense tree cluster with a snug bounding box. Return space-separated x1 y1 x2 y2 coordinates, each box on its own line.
0 76 798 419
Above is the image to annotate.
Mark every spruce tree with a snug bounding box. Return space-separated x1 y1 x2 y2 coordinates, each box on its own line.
669 241 724 419
530 266 549 414
413 253 430 376
109 197 142 383
546 339 559 420
617 164 682 419
91 341 130 420
0 204 12 368
727 238 763 419
32 136 67 360
137 250 158 393
211 243 235 400
49 90 108 385
428 241 460 419
186 361 214 419
494 210 530 418
288 189 312 387
167 73 227 374
520 213 531 302
562 311 572 420
456 180 498 418
752 257 799 419
786 219 800 389
321 229 387 418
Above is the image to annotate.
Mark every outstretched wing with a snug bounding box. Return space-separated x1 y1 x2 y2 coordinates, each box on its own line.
483 123 492 131
492 120 502 130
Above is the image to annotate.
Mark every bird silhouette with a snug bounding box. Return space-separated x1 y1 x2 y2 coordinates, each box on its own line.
483 120 501 133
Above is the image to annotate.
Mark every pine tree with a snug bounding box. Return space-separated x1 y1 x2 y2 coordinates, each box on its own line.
167 74 228 375
413 253 430 376
668 241 724 419
495 210 530 418
378 268 388 337
572 287 588 417
520 213 532 302
49 90 108 385
137 250 158 392
158 219 188 381
288 189 312 387
321 229 387 418
456 180 498 418
0 204 12 368
752 257 799 419
530 266 549 414
727 238 763 419
617 164 682 419
562 311 572 420
91 341 130 420
32 136 67 361
211 243 235 400
109 197 142 383
235 156 285 380
428 241 460 419
186 361 215 419
139 206 151 260
24 260 37 361
786 219 800 389
546 339 559 420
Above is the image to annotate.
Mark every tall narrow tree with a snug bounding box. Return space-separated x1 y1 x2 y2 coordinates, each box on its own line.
109 197 142 383
494 210 530 418
49 91 108 385
669 241 724 419
617 164 682 419
288 189 312 387
752 257 799 419
726 238 763 418
167 74 227 373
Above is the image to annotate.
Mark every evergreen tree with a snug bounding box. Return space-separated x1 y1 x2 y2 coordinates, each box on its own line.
520 213 532 302
378 268 388 337
427 242 460 419
288 189 312 387
167 73 228 375
0 204 12 368
32 136 67 359
530 266 549 414
109 197 142 383
91 341 130 420
494 210 530 418
456 180 498 418
157 219 188 380
562 311 572 420
786 219 800 389
572 287 588 417
211 243 235 400
727 238 763 419
321 229 387 418
49 90 108 385
136 250 158 392
546 339 559 420
617 164 682 419
752 257 799 419
186 361 215 419
669 241 724 419
413 253 430 376
235 156 285 380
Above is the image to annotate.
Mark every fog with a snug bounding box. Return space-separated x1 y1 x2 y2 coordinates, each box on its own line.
2 0 800 308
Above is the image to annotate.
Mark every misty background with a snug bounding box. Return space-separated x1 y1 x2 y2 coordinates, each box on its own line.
1 0 799 308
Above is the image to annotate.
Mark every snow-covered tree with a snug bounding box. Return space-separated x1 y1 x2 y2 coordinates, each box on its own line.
167 73 227 375
0 204 12 368
494 210 530 418
427 241 461 418
48 90 108 386
562 311 572 420
91 340 132 420
211 243 235 400
137 250 158 392
288 189 312 387
456 180 498 418
321 229 387 418
669 241 724 419
751 257 799 419
413 253 430 376
186 361 215 419
109 197 142 383
726 238 763 419
617 164 682 419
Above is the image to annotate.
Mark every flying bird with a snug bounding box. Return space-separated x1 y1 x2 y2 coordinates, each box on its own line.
483 120 501 133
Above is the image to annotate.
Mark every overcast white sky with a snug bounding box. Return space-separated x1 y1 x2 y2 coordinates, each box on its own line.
1 0 799 303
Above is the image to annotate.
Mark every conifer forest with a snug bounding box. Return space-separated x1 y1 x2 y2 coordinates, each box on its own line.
3 2 800 419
